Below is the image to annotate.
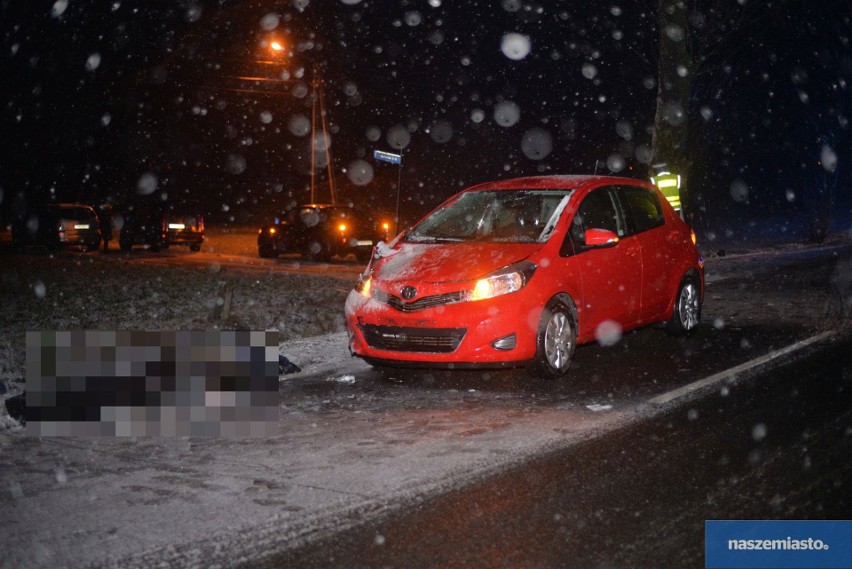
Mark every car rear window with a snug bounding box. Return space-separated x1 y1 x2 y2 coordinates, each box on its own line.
56 207 96 220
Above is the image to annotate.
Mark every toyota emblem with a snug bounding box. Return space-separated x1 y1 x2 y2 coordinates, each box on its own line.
401 286 417 300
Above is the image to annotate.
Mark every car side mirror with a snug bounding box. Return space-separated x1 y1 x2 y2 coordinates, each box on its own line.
584 228 619 248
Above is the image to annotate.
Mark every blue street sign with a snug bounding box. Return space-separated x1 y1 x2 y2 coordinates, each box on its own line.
374 150 402 165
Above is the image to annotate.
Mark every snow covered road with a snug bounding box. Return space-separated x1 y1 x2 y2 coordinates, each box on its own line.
1 239 850 567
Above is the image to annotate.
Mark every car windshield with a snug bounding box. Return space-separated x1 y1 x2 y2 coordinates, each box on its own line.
405 189 573 243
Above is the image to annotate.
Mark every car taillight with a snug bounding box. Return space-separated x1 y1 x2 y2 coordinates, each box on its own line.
690 230 697 246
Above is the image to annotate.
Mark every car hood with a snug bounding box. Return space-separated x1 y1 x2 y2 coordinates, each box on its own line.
373 241 542 284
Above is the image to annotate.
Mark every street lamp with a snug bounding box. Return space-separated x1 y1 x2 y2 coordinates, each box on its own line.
373 150 403 236
265 39 336 206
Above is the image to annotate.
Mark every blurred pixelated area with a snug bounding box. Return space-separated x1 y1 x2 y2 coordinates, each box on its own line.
25 330 279 436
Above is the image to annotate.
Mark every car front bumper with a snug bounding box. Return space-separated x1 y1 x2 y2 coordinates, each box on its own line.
345 287 541 366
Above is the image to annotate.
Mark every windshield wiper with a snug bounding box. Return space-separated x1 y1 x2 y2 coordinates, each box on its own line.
405 235 467 243
489 236 537 243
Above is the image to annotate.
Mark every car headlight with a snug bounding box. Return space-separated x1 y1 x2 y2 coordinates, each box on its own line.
468 261 536 301
355 274 371 297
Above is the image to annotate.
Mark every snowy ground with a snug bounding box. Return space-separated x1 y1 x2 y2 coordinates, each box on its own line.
0 245 353 433
2 230 852 432
1 232 851 567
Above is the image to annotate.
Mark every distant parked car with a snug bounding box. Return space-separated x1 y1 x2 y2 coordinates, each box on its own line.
12 203 102 251
119 202 204 252
258 204 389 263
345 175 705 379
165 204 205 251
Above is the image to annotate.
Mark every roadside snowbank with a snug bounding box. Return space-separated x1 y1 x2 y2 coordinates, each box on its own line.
0 251 351 431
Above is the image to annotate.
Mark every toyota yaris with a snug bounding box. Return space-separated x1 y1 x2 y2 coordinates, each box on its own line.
345 175 704 379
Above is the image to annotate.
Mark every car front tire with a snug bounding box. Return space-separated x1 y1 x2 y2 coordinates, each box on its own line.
529 297 577 380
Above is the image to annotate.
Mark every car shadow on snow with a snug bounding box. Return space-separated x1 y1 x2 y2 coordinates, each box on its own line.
284 321 814 413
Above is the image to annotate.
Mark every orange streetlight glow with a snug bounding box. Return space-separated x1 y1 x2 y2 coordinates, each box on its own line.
270 41 285 52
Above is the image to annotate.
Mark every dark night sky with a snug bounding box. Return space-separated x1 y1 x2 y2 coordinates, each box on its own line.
2 0 851 241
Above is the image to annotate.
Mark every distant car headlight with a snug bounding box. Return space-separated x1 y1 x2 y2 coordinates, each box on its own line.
468 261 537 301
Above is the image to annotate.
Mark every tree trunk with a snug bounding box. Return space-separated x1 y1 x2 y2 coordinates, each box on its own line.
650 0 693 220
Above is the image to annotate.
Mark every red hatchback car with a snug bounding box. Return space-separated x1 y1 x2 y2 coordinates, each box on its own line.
345 175 704 379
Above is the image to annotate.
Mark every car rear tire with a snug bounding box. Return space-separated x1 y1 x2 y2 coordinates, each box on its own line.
189 243 201 252
303 238 333 262
258 245 276 258
529 298 577 380
666 277 701 336
355 249 372 264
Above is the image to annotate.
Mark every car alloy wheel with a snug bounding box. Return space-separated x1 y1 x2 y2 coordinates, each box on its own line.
667 277 701 336
530 298 577 380
545 312 573 369
678 282 700 329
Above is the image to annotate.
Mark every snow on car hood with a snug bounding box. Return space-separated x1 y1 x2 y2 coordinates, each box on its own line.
373 241 541 284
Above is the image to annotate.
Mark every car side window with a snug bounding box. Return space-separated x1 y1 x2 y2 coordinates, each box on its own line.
561 187 624 256
618 185 664 235
573 187 623 236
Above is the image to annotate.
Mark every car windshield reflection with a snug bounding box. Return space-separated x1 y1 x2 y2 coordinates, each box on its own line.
404 189 573 244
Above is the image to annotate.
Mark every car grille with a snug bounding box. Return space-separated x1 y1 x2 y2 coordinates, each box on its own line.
360 324 466 353
372 289 467 312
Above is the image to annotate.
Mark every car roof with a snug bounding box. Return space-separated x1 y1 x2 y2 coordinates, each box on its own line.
464 174 652 192
297 203 354 210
